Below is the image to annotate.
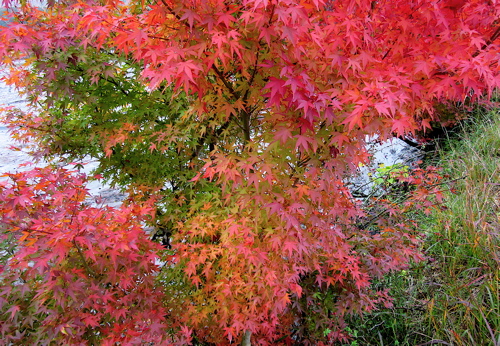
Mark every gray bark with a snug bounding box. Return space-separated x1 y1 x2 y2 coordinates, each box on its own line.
241 331 252 346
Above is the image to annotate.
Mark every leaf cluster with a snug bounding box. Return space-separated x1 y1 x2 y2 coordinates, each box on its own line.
0 167 176 345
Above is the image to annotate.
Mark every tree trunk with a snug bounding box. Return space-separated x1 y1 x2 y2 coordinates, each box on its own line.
241 331 252 346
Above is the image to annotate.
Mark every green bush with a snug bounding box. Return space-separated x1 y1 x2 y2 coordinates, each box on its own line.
343 110 500 345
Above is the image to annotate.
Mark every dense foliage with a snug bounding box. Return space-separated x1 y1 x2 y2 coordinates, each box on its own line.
0 168 171 344
0 0 499 344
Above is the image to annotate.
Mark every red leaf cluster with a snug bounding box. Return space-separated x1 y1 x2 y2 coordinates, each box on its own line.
0 168 175 344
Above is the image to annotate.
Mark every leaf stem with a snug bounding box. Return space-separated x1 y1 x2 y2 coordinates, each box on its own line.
72 238 97 278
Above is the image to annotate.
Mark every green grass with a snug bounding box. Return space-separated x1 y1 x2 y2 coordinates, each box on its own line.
422 110 500 346
342 109 500 345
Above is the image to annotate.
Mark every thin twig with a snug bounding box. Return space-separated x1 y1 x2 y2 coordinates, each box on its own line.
72 238 98 278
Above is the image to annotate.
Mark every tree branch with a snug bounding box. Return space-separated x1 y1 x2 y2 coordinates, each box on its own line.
72 238 98 278
189 118 233 162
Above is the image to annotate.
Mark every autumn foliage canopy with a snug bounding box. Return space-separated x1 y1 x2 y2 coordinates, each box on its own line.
0 0 499 344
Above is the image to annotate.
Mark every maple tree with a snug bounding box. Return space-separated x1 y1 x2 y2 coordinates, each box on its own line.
1 0 500 344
